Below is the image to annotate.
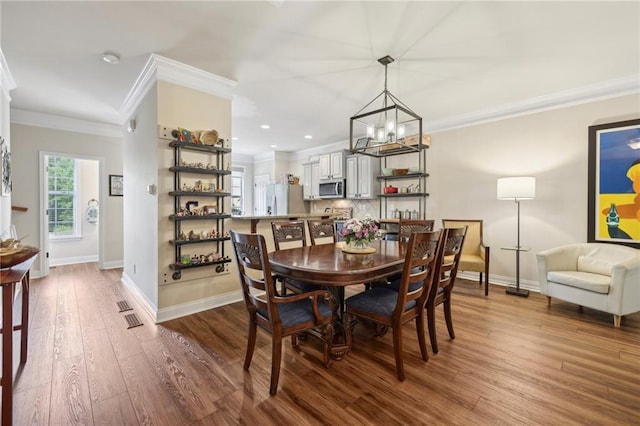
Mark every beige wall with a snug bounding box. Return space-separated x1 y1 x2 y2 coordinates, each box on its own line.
10 124 123 276
123 80 235 318
428 94 640 287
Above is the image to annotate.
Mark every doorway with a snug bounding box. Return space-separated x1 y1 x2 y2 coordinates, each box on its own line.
39 152 104 276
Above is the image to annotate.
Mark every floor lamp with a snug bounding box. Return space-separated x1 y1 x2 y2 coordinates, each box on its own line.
497 176 536 297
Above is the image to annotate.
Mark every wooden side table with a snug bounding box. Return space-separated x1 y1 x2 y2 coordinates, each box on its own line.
0 256 36 425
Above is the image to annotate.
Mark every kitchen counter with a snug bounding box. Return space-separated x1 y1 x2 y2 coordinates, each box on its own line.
232 213 331 233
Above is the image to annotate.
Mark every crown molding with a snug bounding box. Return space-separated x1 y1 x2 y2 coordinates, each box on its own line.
0 48 17 99
231 152 254 164
119 53 238 124
426 74 640 133
11 109 123 138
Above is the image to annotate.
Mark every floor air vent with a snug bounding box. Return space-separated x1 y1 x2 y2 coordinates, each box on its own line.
124 313 143 329
116 300 133 312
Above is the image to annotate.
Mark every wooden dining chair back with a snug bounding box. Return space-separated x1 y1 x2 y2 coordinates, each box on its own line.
307 219 337 245
230 230 335 395
270 221 318 294
427 226 467 354
442 219 490 295
271 220 307 250
344 230 442 381
399 219 435 242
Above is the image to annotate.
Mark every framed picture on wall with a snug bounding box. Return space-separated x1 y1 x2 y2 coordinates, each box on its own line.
1 137 11 197
109 174 123 196
587 118 640 248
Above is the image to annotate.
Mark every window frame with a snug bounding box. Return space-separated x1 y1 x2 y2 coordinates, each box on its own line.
48 155 82 240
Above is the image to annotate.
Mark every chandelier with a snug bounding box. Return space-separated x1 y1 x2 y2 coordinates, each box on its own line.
349 55 423 157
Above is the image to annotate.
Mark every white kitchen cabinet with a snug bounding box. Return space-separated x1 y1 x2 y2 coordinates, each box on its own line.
303 162 320 200
319 151 345 180
346 154 380 199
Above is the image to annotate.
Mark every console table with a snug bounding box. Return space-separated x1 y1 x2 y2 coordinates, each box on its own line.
0 256 36 425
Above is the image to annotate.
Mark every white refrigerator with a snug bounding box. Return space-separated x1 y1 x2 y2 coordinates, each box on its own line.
266 184 309 215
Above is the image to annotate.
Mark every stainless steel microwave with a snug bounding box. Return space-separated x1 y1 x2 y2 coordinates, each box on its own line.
318 180 345 199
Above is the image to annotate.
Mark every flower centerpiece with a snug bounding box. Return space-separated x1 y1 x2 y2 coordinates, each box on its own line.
339 217 379 253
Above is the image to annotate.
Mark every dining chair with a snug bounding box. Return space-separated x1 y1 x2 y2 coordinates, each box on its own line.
307 219 337 245
230 230 336 395
398 219 435 241
426 226 467 354
442 219 490 296
271 221 318 294
343 230 442 381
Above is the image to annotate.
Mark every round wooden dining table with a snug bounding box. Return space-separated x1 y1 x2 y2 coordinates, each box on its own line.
269 240 406 359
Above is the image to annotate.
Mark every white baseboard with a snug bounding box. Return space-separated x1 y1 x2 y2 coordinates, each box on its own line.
156 290 244 323
120 272 159 323
49 255 98 267
457 271 540 293
101 259 124 269
119 272 243 324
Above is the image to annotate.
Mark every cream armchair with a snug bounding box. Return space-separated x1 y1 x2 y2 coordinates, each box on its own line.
536 243 640 327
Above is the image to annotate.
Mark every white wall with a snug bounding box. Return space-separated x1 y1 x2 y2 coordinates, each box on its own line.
49 158 100 265
123 85 159 313
10 124 123 276
0 45 12 234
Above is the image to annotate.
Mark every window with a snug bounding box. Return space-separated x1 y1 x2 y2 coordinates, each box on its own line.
48 155 80 238
231 168 244 216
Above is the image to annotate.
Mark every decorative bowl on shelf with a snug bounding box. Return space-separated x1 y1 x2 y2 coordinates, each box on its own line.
382 168 394 176
393 168 409 175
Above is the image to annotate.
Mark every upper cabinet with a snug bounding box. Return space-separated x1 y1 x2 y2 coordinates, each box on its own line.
303 162 320 200
346 154 380 199
319 151 345 180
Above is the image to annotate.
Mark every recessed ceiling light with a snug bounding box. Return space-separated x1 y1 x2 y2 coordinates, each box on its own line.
271 144 278 149
261 124 270 129
304 135 313 139
102 51 120 64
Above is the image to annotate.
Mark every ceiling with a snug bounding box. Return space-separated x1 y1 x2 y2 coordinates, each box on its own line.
2 1 639 156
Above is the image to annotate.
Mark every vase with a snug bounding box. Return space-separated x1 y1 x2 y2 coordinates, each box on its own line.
342 239 376 254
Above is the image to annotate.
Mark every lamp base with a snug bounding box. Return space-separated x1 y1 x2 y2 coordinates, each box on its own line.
505 287 529 297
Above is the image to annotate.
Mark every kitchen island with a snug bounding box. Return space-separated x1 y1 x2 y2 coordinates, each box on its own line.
232 213 331 233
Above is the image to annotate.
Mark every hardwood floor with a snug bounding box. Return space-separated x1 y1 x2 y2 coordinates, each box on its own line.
12 263 640 425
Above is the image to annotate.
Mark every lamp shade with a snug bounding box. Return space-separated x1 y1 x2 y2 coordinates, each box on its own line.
497 176 536 200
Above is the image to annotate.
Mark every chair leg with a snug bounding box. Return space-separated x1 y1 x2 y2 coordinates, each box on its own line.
244 315 257 370
291 333 298 348
392 325 405 381
415 313 429 362
427 302 438 354
270 332 283 396
614 315 621 328
484 271 489 296
343 313 354 354
443 297 455 340
322 323 335 367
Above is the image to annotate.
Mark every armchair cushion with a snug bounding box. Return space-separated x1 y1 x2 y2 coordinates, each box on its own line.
259 297 333 329
346 287 416 317
577 256 614 277
547 271 610 294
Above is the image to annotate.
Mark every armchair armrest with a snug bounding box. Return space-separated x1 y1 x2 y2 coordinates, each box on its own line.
609 257 640 315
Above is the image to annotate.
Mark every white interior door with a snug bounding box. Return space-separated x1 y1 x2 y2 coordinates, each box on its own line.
253 174 270 216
